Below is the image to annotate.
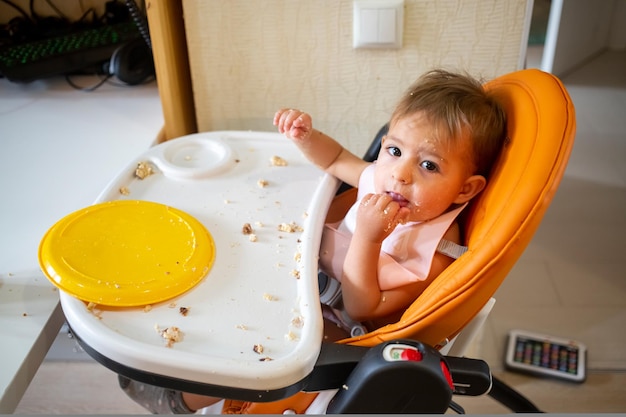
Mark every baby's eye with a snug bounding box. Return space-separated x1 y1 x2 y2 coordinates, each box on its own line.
386 146 401 157
420 160 438 172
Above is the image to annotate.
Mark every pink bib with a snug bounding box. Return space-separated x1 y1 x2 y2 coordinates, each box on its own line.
319 164 466 291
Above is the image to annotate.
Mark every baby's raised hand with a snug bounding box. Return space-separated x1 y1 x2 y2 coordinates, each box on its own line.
273 109 313 142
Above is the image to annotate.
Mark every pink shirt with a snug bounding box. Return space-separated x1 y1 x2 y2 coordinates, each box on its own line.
319 164 466 291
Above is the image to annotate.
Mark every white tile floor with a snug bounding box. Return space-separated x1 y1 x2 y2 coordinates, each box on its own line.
13 50 626 414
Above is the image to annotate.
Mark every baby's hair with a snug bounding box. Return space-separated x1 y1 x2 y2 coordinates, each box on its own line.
390 69 507 178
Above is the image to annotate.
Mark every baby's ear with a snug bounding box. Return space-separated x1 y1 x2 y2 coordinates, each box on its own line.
454 175 486 204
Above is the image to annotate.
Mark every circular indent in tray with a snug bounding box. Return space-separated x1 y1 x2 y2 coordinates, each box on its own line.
158 137 234 179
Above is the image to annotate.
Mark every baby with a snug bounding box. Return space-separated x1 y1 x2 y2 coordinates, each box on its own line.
274 69 506 337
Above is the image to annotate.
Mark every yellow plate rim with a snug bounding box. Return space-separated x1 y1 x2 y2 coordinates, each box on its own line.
38 200 215 307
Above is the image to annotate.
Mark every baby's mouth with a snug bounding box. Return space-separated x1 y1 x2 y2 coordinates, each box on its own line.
387 191 410 208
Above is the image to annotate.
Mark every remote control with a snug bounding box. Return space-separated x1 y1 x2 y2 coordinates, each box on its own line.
505 329 586 382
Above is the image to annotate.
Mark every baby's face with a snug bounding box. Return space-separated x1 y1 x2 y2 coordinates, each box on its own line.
373 113 475 223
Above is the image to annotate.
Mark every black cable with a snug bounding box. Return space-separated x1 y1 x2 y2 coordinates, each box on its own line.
29 0 38 21
76 8 98 25
125 0 151 50
65 73 112 92
488 375 543 413
448 400 466 414
43 0 68 20
65 71 154 91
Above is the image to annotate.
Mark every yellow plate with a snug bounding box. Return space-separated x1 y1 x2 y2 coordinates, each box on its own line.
39 200 215 307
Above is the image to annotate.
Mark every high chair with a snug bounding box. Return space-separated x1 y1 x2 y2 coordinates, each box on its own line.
216 68 576 414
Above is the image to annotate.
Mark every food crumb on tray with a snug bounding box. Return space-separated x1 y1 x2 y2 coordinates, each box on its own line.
277 222 303 233
263 293 277 301
135 161 154 179
291 315 304 328
155 324 183 347
270 155 288 166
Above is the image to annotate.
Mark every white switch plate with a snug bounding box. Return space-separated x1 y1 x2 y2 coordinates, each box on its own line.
353 0 404 49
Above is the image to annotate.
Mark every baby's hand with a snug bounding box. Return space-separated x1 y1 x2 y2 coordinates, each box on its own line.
273 109 313 142
355 193 410 243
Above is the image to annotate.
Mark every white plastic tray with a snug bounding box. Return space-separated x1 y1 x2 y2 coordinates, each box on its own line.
60 131 339 391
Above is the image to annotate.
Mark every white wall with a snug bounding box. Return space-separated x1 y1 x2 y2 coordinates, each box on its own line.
542 0 626 75
182 0 531 156
608 0 626 50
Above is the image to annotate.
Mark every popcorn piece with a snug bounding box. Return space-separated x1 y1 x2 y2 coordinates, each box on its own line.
119 186 130 196
242 223 254 235
253 344 264 354
179 307 190 316
135 162 154 179
291 316 304 328
278 222 303 233
156 325 183 347
257 179 269 188
270 155 288 166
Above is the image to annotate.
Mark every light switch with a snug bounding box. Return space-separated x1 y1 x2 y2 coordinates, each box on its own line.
353 0 404 49
377 8 396 43
360 8 379 44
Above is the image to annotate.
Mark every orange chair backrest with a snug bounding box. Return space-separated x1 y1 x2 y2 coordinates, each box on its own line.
338 69 576 349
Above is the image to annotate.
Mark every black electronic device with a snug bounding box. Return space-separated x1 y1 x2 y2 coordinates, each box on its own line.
505 329 587 382
0 1 153 85
0 21 141 83
108 37 153 85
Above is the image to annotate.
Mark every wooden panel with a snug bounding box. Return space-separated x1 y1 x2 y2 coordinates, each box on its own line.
146 0 197 141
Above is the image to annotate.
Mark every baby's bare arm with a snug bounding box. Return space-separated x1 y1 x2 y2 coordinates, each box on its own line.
274 109 367 187
340 194 415 320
